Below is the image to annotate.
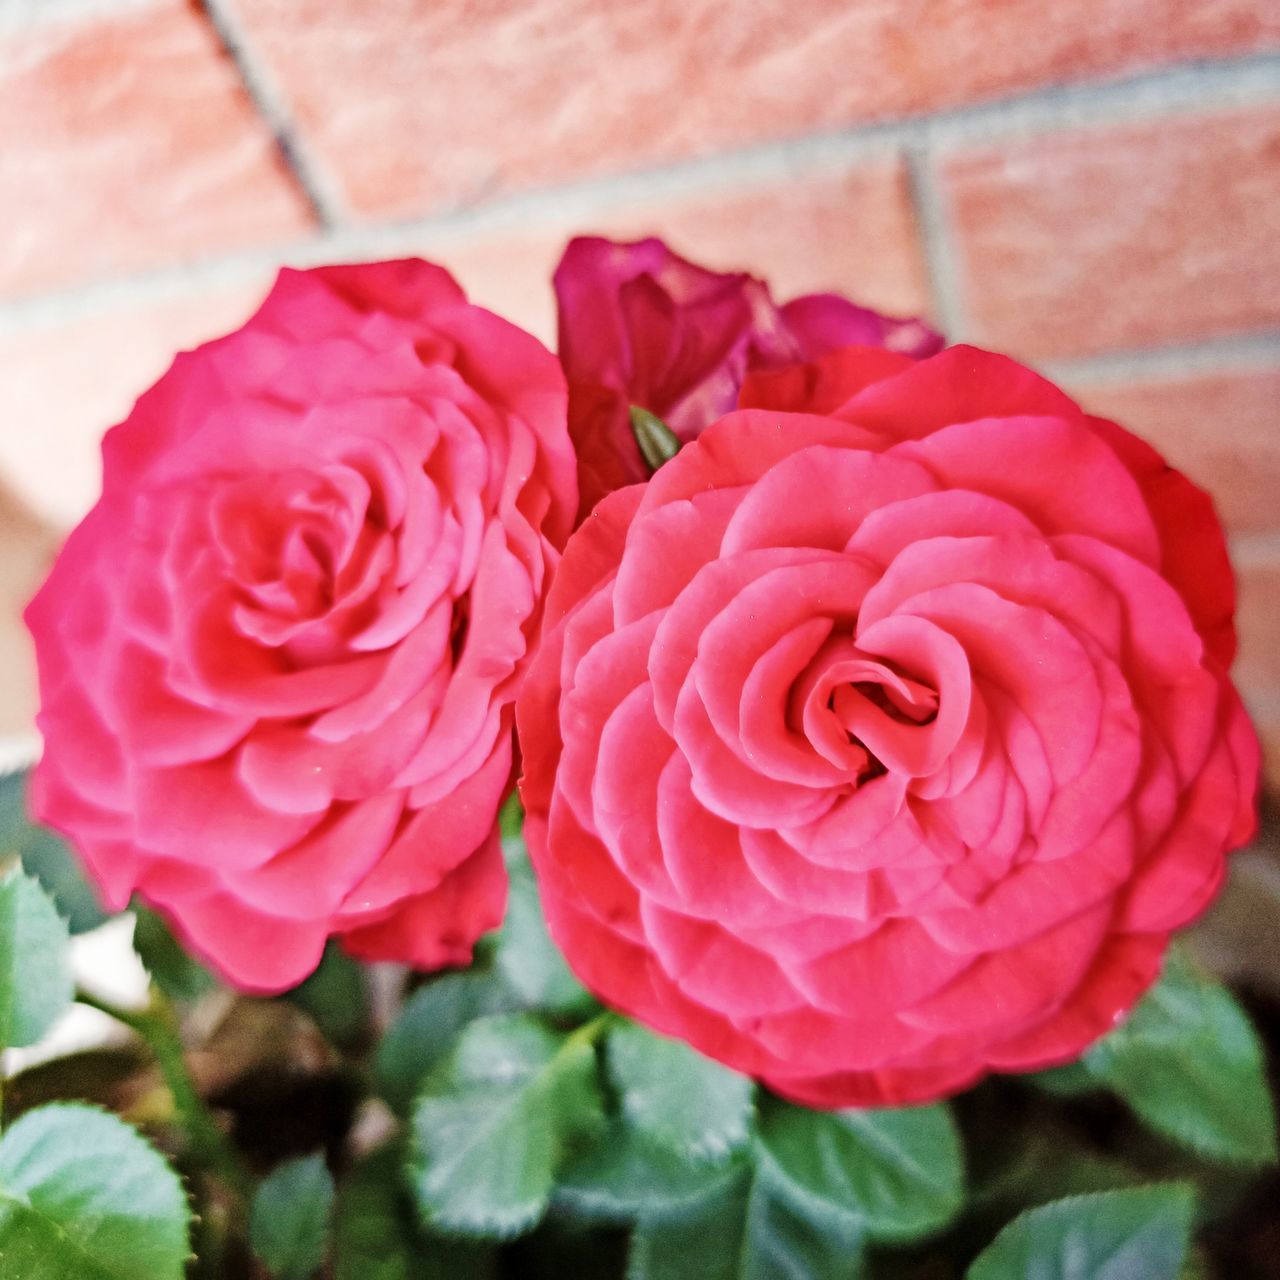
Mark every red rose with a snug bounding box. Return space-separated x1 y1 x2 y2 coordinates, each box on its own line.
517 343 1258 1107
26 261 576 992
554 235 942 519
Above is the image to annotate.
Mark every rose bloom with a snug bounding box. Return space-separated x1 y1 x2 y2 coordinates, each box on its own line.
517 343 1259 1107
555 235 942 519
27 261 576 991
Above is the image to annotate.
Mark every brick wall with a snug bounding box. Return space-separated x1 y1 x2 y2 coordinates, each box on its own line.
1 0 1277 786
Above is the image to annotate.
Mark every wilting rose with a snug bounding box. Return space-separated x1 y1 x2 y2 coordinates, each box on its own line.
27 261 576 991
517 343 1258 1107
554 235 942 518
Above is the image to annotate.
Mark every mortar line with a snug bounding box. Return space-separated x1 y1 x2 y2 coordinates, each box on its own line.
0 0 156 33
0 52 1277 333
198 0 346 231
903 144 966 337
1228 530 1280 568
1043 332 1280 383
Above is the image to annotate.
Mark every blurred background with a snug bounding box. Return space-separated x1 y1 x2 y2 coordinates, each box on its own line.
0 0 1277 797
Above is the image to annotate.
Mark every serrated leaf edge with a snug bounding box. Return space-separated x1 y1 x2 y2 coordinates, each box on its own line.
606 1021 757 1168
407 1084 553 1241
756 1106 964 1244
0 1101 194 1280
1084 960 1279 1167
968 1181 1197 1280
406 1018 606 1241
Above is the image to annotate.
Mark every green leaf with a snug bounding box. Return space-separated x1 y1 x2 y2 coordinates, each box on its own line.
286 942 369 1052
0 769 107 934
1180 1245 1213 1280
375 969 517 1116
607 1020 754 1164
495 842 595 1016
0 867 72 1048
0 1103 190 1280
630 406 682 470
739 1162 865 1280
334 1144 495 1280
131 903 216 1004
407 1013 606 1238
968 1123 1140 1218
250 1153 335 1280
628 1171 748 1280
1027 1060 1099 1098
1084 948 1278 1164
967 1184 1196 1280
756 1098 963 1243
628 1163 864 1280
498 792 523 839
557 1120 742 1221
334 1146 416 1280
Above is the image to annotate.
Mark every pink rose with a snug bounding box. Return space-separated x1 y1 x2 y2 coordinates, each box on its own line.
26 261 577 992
517 343 1259 1107
554 235 942 518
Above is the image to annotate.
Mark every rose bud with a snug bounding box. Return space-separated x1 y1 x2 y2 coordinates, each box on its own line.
517 343 1258 1107
554 234 942 520
26 260 576 992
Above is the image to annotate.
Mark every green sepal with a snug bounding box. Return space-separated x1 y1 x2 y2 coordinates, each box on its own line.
629 406 682 471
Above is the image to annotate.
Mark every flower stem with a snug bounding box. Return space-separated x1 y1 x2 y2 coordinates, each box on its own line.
76 986 250 1197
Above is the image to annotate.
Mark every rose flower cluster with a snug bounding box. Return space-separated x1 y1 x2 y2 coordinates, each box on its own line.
28 238 1258 1103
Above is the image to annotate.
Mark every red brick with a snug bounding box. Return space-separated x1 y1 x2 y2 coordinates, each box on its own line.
1235 559 1280 693
1241 690 1280 795
419 160 933 347
430 228 577 349
1071 366 1280 532
595 161 934 321
224 0 1280 219
1221 559 1280 794
0 279 271 526
0 2 314 298
943 107 1280 359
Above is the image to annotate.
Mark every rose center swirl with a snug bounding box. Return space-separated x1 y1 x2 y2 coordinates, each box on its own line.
792 626 957 786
